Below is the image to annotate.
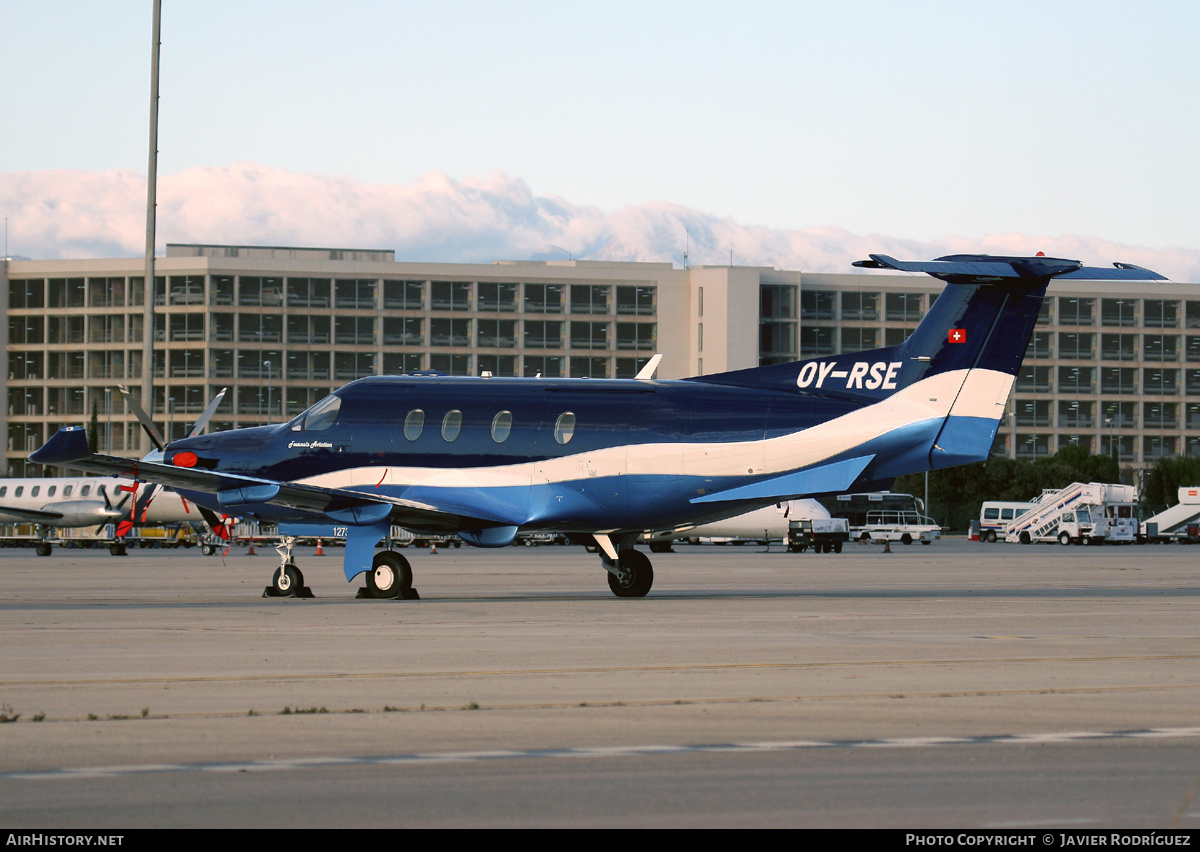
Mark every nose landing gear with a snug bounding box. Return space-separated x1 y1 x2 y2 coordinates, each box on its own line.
263 537 314 598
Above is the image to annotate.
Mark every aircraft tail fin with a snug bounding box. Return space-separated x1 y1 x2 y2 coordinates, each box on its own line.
686 254 1168 471
688 254 1166 401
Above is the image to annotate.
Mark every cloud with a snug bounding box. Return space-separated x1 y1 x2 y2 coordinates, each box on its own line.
3 164 1199 281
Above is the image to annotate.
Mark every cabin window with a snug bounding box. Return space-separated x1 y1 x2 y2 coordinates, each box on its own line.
63 486 73 497
31 486 40 498
304 395 341 431
554 412 576 445
491 411 513 443
404 410 425 441
15 487 23 498
47 486 56 497
441 410 463 442
81 485 91 497
0 487 7 498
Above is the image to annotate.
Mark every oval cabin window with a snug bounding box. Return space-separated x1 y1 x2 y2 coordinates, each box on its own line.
491 411 513 443
441 410 463 442
404 409 425 441
554 412 576 445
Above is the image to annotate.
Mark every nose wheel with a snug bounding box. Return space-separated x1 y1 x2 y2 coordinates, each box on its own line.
263 537 314 598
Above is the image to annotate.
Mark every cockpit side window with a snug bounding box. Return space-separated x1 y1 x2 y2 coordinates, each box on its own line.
303 395 342 431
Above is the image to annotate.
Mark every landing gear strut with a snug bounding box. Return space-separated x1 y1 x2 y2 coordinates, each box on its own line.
263 537 314 598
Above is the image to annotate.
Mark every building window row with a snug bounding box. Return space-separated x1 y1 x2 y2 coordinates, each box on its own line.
9 277 658 316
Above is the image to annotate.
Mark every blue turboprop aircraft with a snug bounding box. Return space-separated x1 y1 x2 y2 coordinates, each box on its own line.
31 254 1166 599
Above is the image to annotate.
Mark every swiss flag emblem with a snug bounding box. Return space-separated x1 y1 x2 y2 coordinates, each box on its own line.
948 328 967 344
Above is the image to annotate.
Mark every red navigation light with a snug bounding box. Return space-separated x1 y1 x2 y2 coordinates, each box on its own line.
173 451 199 468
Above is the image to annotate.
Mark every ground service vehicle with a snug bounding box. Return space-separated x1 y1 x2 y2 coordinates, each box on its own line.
822 492 941 545
1142 487 1200 544
1004 482 1139 545
978 500 1036 543
787 517 850 553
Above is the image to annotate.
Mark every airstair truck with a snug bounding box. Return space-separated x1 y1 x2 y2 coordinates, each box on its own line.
1004 482 1139 545
1143 487 1200 544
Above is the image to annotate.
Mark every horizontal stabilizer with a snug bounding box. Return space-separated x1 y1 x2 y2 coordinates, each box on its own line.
691 454 873 504
854 254 1168 282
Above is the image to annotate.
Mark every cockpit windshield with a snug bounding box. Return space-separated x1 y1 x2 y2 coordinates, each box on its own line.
295 394 342 431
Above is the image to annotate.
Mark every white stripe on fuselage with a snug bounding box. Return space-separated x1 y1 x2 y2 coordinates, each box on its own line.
298 369 1012 492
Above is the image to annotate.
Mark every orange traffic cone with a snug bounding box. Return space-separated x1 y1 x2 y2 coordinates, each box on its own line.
882 539 892 554
430 542 438 554
247 542 256 555
315 538 324 556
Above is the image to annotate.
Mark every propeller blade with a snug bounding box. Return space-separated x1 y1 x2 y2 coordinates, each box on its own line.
199 506 232 541
187 388 228 439
134 484 160 524
117 385 165 451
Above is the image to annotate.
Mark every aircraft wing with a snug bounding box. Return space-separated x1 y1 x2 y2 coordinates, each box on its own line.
0 504 65 523
30 427 522 532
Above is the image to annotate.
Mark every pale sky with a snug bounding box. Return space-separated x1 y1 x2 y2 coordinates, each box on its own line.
3 0 1199 271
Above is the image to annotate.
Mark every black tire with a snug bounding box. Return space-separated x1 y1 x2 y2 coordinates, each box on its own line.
36 543 52 557
367 551 413 599
920 540 931 545
272 563 303 595
986 530 998 543
1059 532 1072 546
201 544 215 556
108 543 126 556
900 533 913 546
608 550 654 598
833 541 843 553
1019 532 1032 545
648 540 672 554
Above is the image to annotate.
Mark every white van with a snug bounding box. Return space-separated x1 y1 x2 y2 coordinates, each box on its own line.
979 501 1035 542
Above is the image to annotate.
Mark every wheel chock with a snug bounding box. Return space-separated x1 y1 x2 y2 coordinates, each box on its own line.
262 583 315 598
355 586 420 600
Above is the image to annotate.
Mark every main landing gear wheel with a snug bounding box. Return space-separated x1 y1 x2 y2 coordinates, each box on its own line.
109 542 126 556
608 549 654 598
367 551 416 599
36 543 51 557
201 544 216 556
